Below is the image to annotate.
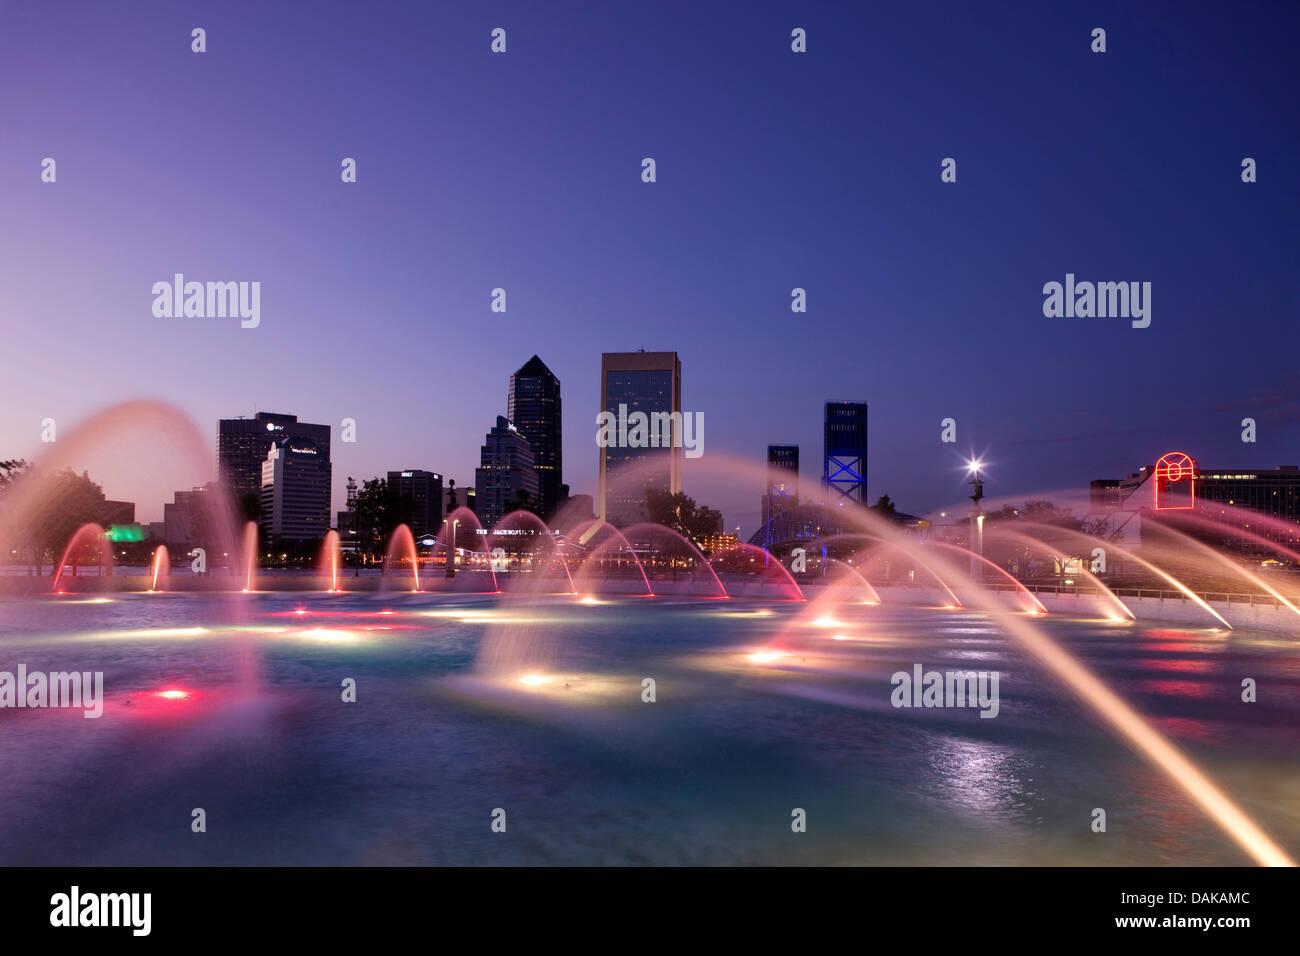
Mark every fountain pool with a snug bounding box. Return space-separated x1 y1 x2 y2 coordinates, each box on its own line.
0 589 1295 865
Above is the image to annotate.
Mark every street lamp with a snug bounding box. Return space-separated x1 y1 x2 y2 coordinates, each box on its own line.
445 518 459 578
967 458 985 578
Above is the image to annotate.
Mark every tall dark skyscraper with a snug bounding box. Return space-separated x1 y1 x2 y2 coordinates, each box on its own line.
823 401 867 506
218 412 331 501
475 416 538 528
507 355 562 518
387 470 443 536
763 444 799 527
599 351 682 526
260 437 332 540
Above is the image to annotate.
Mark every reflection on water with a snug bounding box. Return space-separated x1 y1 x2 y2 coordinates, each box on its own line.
0 591 1295 865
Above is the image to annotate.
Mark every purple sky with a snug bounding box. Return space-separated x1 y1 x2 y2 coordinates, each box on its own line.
2 1 1298 533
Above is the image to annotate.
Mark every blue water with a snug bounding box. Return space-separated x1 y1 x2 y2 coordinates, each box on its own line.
0 590 1295 865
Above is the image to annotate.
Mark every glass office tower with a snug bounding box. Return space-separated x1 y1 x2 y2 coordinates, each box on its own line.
507 355 563 519
599 351 682 526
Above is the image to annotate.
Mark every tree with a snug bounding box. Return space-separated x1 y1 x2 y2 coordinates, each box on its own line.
509 488 540 515
980 498 1120 581
869 494 900 521
350 478 416 563
21 468 109 575
0 459 30 569
238 491 262 524
0 459 29 491
644 489 721 549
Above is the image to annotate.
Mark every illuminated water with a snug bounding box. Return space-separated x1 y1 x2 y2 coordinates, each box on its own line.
0 591 1296 865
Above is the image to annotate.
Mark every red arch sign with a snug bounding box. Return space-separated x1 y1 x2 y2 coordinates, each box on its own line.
1154 452 1196 510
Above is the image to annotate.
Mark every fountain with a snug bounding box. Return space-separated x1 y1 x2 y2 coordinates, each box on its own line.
1139 521 1300 621
926 541 1047 614
241 521 258 592
150 545 170 591
0 400 255 688
320 530 342 592
1018 522 1231 629
2 423 1296 867
813 533 963 608
51 523 109 592
569 521 654 597
382 524 421 592
489 510 576 594
830 501 1288 864
824 558 881 604
438 507 498 591
986 527 1134 622
620 522 728 598
709 542 803 601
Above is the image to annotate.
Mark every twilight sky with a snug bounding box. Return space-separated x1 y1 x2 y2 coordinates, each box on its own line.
1 1 1297 533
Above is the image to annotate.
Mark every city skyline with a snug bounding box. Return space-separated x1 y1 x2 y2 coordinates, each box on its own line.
13 374 1300 541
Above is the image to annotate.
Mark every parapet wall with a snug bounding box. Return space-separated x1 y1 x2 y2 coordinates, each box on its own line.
870 584 1296 634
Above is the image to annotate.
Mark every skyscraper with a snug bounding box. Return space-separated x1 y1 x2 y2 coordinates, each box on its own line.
474 416 538 528
218 412 331 501
763 444 799 527
387 470 443 537
259 437 332 540
823 401 867 506
163 485 219 548
599 351 682 526
507 355 563 518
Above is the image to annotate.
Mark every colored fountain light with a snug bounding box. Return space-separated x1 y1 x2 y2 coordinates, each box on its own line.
242 521 258 592
569 521 654 597
320 529 343 592
150 545 170 591
491 510 579 594
301 628 358 643
50 523 111 593
6 400 1299 867
383 524 421 592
